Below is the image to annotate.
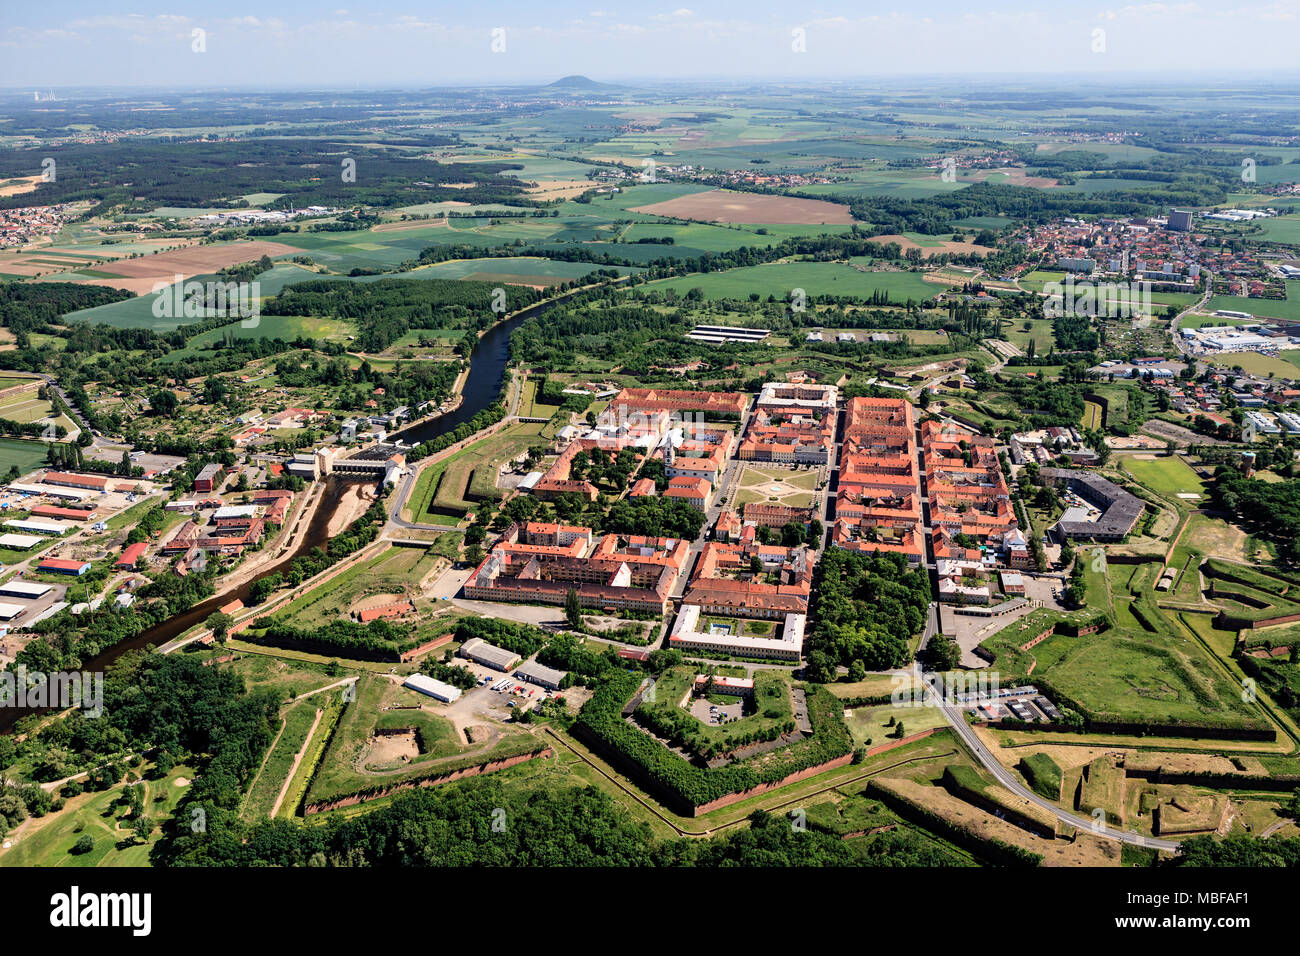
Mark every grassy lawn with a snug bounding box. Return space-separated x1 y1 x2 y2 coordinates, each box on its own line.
1030 627 1260 728
0 437 50 476
162 314 356 360
268 543 438 627
242 698 321 821
1205 282 1300 322
410 420 547 520
0 762 195 867
1176 512 1249 564
1119 455 1206 499
217 652 344 702
733 464 819 508
519 378 562 419
843 702 949 748
1203 350 1300 379
701 615 777 638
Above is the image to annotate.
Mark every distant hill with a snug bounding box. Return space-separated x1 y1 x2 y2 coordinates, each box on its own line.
546 75 615 90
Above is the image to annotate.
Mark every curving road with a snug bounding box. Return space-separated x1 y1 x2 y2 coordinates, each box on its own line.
921 672 1181 852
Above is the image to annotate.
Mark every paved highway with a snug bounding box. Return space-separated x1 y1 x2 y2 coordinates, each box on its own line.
1169 268 1213 365
921 671 1180 852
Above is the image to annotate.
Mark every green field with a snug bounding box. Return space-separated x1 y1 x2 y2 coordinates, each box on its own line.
0 762 195 868
519 378 563 419
1120 455 1206 499
1205 282 1300 321
414 256 639 283
1254 215 1300 246
647 259 947 302
0 437 51 476
242 698 323 820
733 464 819 508
409 420 548 520
160 314 357 360
269 543 440 627
1018 626 1258 729
844 703 949 748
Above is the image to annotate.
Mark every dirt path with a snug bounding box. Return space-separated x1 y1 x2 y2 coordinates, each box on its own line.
298 677 357 700
1261 819 1294 839
243 714 290 815
270 706 324 818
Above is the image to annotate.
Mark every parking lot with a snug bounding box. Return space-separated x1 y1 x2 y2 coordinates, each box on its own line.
85 448 185 479
689 697 743 724
940 572 1069 667
432 658 557 729
966 691 1063 724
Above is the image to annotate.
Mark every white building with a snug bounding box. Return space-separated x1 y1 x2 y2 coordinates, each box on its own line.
403 673 463 703
666 603 805 662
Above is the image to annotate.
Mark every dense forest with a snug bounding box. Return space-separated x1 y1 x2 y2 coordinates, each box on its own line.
805 549 931 680
1211 468 1300 565
263 277 543 352
0 139 527 211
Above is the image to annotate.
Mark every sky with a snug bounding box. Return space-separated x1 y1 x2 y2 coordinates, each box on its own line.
2 2 1299 89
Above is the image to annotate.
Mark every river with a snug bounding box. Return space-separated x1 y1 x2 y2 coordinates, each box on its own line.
0 290 563 731
389 292 561 447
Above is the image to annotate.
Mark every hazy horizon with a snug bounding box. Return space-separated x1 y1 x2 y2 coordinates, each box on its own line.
4 2 1298 89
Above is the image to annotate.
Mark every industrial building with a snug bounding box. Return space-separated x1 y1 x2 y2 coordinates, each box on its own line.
402 673 463 703
41 471 113 493
37 558 90 576
513 660 568 691
3 519 69 536
0 580 52 600
7 483 93 502
685 325 771 344
458 637 522 672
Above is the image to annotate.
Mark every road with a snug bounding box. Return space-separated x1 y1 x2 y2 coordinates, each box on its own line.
920 671 1180 852
1169 269 1213 365
386 413 522 531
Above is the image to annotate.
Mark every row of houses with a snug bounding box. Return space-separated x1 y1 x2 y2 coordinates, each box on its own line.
737 382 838 466
923 420 1026 571
464 521 692 615
832 397 925 563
